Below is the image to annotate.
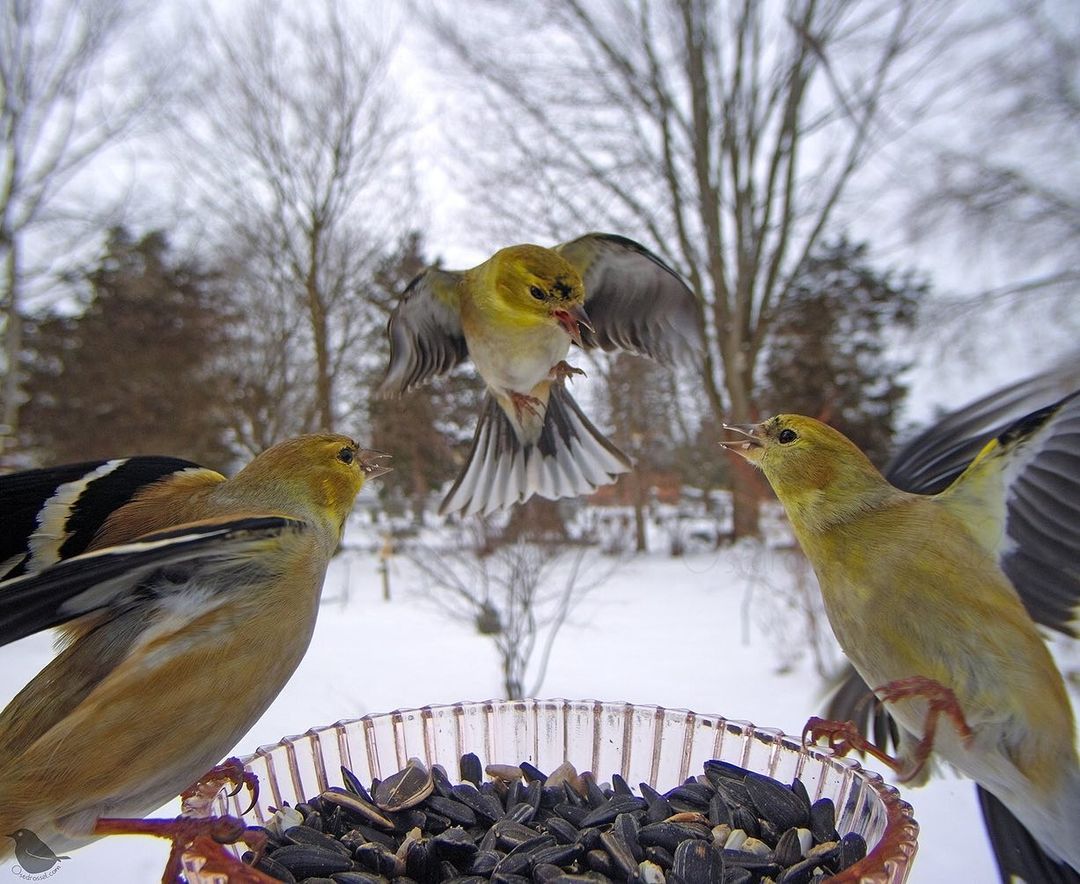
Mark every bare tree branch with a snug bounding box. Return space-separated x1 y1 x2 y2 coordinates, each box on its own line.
171 0 411 444
1 0 170 458
416 0 947 534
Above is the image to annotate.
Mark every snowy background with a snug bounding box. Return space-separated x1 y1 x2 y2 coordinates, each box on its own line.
4 500 1074 882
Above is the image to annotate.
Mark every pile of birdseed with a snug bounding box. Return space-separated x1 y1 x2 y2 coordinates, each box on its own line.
243 754 868 883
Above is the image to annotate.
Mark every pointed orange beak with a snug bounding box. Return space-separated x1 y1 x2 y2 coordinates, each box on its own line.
553 304 593 347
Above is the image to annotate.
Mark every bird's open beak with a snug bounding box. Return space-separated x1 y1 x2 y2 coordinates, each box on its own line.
719 423 765 462
358 449 393 479
553 304 594 348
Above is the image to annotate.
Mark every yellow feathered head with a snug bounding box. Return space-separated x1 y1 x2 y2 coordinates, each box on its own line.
231 435 391 536
723 415 888 529
489 244 592 343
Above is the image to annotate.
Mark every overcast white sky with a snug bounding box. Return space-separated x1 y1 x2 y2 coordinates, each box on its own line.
17 0 1079 426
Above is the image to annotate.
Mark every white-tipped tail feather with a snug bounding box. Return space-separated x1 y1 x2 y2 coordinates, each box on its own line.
440 386 631 516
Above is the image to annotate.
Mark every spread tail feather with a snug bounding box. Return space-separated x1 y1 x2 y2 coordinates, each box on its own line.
977 784 1080 883
440 386 631 516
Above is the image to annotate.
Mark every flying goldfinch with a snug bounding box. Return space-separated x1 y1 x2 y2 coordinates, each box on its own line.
0 435 390 873
378 233 703 516
723 390 1080 878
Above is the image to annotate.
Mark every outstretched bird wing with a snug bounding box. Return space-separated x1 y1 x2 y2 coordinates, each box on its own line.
555 233 704 367
886 354 1080 505
378 267 468 396
0 516 304 647
940 389 1080 635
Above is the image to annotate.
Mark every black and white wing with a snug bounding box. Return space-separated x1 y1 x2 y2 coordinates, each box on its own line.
0 516 303 647
0 456 212 581
555 233 704 368
377 267 469 396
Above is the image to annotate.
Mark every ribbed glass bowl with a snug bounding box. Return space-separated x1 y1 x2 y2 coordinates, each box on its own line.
214 699 918 883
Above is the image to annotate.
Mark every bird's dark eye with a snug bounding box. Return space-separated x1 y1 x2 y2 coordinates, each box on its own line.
778 428 798 444
337 447 355 464
529 285 546 300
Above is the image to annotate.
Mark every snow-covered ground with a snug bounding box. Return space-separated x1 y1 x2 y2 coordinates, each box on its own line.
2 511 1074 882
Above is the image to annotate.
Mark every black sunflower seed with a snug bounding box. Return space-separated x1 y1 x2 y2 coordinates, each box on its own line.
468 849 502 875
425 793 478 827
492 818 542 850
520 762 547 783
329 871 385 884
257 755 875 884
542 816 580 845
839 831 867 869
452 783 506 822
531 842 583 868
743 772 810 832
340 766 374 803
353 842 403 876
600 829 638 877
246 851 297 883
533 861 565 881
460 753 484 785
282 825 352 856
405 837 440 883
320 787 396 829
638 821 709 854
670 839 724 884
730 804 759 838
809 798 839 844
269 844 353 877
664 783 712 808
773 827 804 866
433 824 478 860
579 795 647 828
375 759 435 811
644 844 673 870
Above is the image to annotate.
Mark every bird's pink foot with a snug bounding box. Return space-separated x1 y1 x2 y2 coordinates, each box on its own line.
802 716 901 767
873 675 973 781
510 390 545 422
804 676 973 783
550 360 586 384
94 815 274 883
181 756 259 816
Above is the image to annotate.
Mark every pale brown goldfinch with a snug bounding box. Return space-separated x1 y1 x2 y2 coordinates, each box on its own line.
0 436 390 870
378 233 703 516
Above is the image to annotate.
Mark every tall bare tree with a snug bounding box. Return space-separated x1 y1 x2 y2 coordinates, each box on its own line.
0 0 164 460
421 0 949 535
174 0 409 443
905 0 1078 333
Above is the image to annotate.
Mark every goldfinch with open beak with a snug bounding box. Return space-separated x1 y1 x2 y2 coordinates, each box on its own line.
378 233 703 516
0 435 390 875
723 388 1080 879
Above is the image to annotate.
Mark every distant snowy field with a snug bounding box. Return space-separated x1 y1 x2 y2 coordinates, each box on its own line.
2 506 1075 882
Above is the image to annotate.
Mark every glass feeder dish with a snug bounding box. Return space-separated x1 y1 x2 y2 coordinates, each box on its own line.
213 699 918 883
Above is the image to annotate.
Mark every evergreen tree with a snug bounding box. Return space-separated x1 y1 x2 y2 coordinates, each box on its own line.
20 228 237 468
760 238 925 466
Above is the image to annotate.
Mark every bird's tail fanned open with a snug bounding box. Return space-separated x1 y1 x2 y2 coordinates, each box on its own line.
440 386 631 516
